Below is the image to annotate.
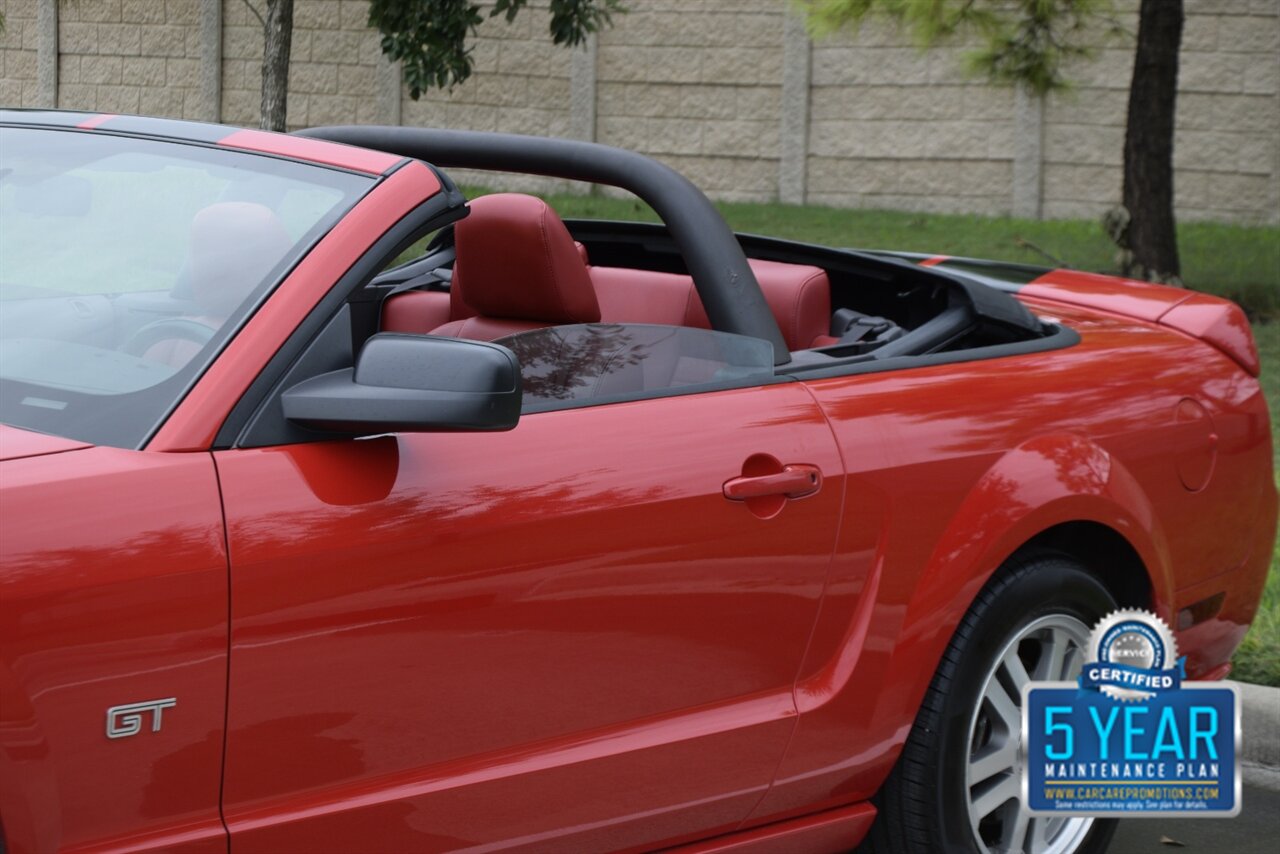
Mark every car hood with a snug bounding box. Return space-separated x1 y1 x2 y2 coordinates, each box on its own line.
0 424 93 461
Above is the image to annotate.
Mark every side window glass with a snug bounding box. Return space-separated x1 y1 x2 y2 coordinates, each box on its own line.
494 324 775 412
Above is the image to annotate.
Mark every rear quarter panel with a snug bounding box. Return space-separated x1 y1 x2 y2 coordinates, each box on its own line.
746 299 1275 824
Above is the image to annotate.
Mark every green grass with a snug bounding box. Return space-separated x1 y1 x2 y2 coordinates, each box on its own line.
523 189 1280 319
463 188 1280 682
1259 321 1280 478
1233 320 1280 687
1233 536 1280 687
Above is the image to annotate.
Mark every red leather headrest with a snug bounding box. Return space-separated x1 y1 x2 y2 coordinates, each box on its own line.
453 194 600 324
186 202 293 317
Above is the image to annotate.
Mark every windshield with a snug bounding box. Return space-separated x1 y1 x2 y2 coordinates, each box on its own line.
0 126 374 448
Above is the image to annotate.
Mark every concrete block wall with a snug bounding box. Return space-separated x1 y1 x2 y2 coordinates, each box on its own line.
806 18 1018 215
1042 0 1280 222
53 0 206 119
596 0 783 202
0 0 41 107
1 0 1277 224
399 0 574 193
222 0 385 129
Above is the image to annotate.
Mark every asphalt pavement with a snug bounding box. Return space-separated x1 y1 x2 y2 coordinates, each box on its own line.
1108 767 1280 853
1106 681 1280 853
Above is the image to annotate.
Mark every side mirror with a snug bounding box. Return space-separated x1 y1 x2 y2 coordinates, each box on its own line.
282 333 521 434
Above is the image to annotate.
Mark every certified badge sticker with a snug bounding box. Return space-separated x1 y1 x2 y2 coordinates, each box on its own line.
1083 610 1181 701
1022 609 1241 817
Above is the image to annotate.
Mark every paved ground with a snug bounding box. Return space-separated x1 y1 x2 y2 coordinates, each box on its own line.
1109 771 1280 853
1106 681 1279 852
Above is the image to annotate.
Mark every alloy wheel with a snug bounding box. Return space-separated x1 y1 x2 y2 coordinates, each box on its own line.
965 614 1094 854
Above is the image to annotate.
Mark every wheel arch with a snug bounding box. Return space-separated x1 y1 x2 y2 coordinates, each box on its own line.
740 433 1180 817
870 433 1176 768
1010 520 1153 612
900 432 1175 642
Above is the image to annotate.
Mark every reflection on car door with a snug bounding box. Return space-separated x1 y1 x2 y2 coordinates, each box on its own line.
214 382 843 852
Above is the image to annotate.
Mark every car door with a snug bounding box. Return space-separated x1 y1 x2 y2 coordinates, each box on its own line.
213 379 844 852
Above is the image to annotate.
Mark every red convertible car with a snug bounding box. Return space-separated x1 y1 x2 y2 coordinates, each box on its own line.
0 111 1274 854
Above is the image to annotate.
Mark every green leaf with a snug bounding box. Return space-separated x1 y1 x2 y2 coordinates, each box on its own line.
796 0 1121 94
369 0 623 99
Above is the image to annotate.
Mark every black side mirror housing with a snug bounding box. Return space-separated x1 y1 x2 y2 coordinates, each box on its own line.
282 333 521 434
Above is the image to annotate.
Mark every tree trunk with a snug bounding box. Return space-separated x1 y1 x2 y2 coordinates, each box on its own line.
1121 0 1183 282
260 0 294 132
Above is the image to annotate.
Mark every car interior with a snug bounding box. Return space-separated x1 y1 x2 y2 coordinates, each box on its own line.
0 182 1074 447
368 191 1067 381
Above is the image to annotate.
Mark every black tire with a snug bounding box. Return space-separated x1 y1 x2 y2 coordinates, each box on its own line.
862 551 1121 854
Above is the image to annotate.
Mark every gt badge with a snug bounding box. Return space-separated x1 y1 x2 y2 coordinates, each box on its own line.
106 698 176 739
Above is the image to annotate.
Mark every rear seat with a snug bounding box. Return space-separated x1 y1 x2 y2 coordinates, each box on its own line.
382 289 455 334
382 253 833 352
381 242 591 336
591 259 832 352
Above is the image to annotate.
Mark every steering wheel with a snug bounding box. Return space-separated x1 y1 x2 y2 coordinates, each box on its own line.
121 317 218 357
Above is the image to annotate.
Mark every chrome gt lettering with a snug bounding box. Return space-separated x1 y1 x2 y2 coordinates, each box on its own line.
105 698 176 739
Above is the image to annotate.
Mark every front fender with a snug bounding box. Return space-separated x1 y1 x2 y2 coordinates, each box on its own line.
0 660 62 854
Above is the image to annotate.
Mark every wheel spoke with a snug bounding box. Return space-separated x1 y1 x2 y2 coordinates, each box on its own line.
1037 629 1070 681
1004 807 1031 853
1029 814 1055 850
1001 646 1032 693
972 772 1020 819
983 675 1022 734
963 613 1093 853
970 739 1019 787
1060 644 1083 681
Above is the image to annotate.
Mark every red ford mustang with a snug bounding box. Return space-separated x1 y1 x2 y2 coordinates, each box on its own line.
0 111 1274 854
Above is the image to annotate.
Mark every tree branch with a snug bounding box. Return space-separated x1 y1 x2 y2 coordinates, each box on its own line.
240 0 266 30
1014 236 1070 269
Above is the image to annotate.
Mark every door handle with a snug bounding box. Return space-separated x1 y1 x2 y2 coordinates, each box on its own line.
723 464 822 501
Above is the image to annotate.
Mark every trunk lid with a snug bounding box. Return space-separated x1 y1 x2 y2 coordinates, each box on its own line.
896 257 1260 378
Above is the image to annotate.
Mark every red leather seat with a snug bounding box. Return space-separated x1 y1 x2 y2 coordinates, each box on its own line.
381 289 454 335
590 267 699 330
423 193 600 340
380 192 832 352
592 259 832 351
381 244 593 335
144 202 294 366
750 260 833 351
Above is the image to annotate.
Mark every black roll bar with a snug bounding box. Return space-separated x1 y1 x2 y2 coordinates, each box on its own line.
295 126 791 364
